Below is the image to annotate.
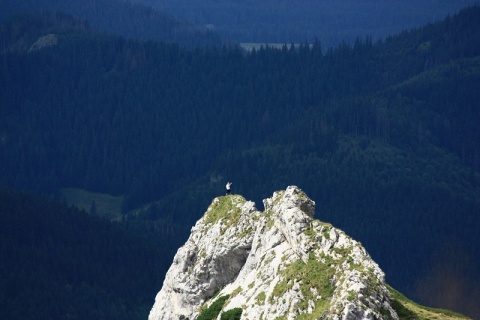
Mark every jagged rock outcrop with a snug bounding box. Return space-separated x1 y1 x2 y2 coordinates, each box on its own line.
149 186 398 320
29 34 58 52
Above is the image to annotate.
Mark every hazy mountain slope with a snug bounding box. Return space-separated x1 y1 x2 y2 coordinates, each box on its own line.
0 0 226 47
131 0 478 47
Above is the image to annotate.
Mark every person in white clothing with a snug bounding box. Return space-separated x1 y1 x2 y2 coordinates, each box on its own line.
226 182 232 195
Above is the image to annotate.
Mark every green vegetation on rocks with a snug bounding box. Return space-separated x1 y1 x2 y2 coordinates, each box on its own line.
387 286 470 320
197 295 230 320
220 308 243 320
272 253 336 316
204 196 246 233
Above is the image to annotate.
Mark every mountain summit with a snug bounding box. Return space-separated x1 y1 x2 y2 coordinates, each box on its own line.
152 186 467 319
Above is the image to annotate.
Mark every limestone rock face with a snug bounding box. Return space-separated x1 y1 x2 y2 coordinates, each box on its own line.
149 186 398 320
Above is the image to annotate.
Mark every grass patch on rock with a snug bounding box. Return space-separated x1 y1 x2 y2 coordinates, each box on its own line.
387 285 469 320
204 196 245 233
270 252 336 317
198 295 230 320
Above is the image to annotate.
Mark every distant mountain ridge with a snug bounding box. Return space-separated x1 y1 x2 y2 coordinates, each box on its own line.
131 0 479 47
0 0 227 47
0 12 91 53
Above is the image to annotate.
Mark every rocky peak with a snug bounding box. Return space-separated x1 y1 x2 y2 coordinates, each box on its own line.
149 186 397 320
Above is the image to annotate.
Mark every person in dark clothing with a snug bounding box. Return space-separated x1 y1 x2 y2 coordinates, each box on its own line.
226 182 232 195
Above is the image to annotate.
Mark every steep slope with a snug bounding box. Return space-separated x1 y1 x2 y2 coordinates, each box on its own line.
149 187 468 320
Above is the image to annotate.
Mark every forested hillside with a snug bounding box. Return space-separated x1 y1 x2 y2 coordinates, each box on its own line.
0 188 176 319
0 0 226 48
1 6 480 318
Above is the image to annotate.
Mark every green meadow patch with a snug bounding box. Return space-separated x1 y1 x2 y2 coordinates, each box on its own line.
59 188 123 220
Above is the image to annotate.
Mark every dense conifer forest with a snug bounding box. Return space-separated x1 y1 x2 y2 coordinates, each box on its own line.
0 188 175 319
0 5 479 319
